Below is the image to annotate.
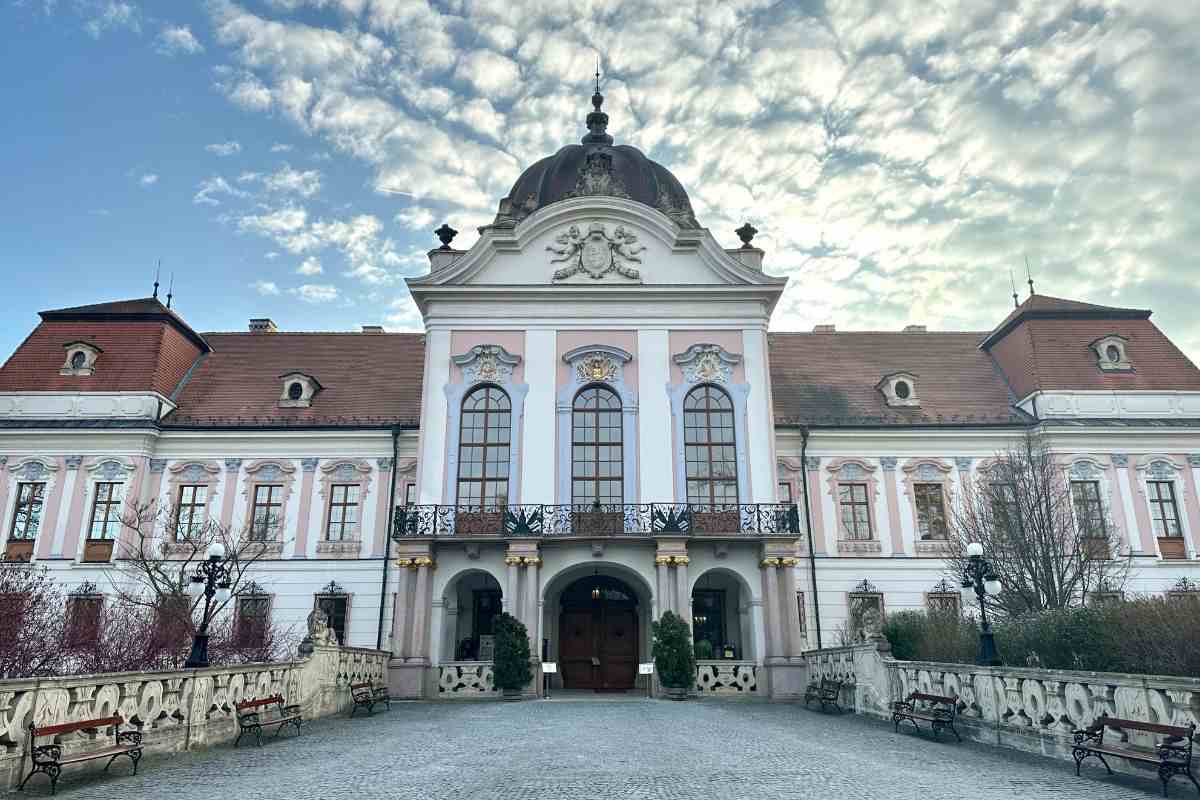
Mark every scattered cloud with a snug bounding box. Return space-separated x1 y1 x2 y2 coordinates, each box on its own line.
155 25 203 56
138 173 158 187
270 143 293 153
83 1 139 38
296 256 322 275
250 279 280 296
193 175 248 206
395 206 435 231
238 164 321 197
205 140 242 157
291 283 338 303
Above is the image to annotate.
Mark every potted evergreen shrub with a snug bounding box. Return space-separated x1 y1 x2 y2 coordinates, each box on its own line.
652 611 696 700
492 612 532 700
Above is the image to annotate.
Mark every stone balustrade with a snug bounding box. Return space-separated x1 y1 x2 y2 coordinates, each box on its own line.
803 643 1200 779
695 661 758 695
438 662 497 697
0 645 388 789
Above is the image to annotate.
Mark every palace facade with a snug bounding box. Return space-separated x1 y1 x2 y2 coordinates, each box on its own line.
3 90 1200 698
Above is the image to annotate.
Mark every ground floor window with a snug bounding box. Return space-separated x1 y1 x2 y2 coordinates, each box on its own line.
316 587 349 645
691 589 725 659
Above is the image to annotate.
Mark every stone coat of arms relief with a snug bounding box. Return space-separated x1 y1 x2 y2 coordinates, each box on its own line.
547 222 645 281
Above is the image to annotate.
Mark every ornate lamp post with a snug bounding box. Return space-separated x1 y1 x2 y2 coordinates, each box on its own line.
961 541 1003 666
184 541 232 668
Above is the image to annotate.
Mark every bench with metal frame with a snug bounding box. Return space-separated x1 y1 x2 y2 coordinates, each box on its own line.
803 677 845 713
350 681 390 717
891 690 961 741
235 694 302 747
1072 712 1197 797
19 714 142 795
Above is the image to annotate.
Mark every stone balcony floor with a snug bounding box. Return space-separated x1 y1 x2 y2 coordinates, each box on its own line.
36 698 1166 799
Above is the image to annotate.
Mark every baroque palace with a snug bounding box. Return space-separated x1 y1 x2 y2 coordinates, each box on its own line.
2 89 1199 699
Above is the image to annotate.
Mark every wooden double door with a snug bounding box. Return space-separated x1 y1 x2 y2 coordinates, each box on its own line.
558 577 639 691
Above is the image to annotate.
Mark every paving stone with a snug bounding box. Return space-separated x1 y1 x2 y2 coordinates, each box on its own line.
34 699 1166 799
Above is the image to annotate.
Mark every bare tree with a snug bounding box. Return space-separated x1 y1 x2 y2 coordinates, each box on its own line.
0 561 67 678
946 432 1130 616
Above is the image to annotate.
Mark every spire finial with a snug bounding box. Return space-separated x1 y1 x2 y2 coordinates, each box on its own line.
1025 255 1035 296
1009 265 1019 308
167 272 175 309
582 59 613 145
152 259 161 299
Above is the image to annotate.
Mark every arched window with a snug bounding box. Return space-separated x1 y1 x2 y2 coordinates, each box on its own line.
572 385 623 505
684 385 738 506
457 386 511 506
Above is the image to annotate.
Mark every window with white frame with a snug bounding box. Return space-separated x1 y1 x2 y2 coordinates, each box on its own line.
1070 480 1107 539
175 484 208 540
250 484 284 541
838 483 872 540
1148 480 1181 537
325 484 361 541
87 482 124 540
9 482 46 541
913 483 948 540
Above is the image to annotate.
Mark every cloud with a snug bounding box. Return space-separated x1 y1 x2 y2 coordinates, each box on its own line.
84 1 139 38
270 143 293 153
205 141 242 157
193 175 248 206
138 173 158 187
243 164 322 197
250 280 280 296
296 256 322 275
395 206 435 231
156 25 204 56
291 283 338 303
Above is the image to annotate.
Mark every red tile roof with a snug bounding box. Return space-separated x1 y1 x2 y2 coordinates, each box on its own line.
981 294 1150 350
165 332 425 426
769 332 1023 425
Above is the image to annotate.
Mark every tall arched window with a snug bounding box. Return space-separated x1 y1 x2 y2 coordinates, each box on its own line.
572 385 623 505
457 386 511 506
684 385 738 506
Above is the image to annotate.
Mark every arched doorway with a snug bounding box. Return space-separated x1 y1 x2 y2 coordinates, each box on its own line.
559 575 639 691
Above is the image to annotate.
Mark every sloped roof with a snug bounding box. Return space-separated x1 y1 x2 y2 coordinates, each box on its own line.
165 332 425 427
769 332 1026 426
981 294 1150 350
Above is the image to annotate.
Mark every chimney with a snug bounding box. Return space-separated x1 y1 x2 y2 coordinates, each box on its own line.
903 324 927 333
361 325 384 334
249 318 278 334
812 324 836 333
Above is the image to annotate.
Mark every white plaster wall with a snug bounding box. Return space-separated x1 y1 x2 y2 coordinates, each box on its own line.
520 329 557 504
637 330 673 503
741 328 776 504
419 329 451 504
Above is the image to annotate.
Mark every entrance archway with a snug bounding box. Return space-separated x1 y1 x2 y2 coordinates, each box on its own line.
558 575 639 691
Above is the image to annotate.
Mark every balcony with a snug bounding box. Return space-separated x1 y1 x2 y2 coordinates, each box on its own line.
392 503 801 539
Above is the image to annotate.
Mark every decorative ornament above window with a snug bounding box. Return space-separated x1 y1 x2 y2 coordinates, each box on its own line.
672 344 741 384
453 344 522 384
547 222 644 281
1147 460 1176 480
88 459 134 481
10 458 55 481
852 579 879 594
1068 461 1102 480
59 341 102 377
278 372 322 408
577 355 619 383
1090 334 1132 372
876 371 919 408
320 580 346 596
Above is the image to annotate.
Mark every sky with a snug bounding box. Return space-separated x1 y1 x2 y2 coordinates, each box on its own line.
3 0 1199 365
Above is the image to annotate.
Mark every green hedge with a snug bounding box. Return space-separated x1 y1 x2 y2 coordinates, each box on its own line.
881 597 1200 677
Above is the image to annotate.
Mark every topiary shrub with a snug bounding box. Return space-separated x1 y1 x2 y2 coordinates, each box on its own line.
694 639 714 660
652 611 696 690
492 612 532 693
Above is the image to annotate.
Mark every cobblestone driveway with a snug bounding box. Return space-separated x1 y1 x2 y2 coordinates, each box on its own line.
40 698 1164 799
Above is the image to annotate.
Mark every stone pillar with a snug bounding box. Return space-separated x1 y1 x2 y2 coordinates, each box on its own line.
779 557 805 658
409 557 433 664
391 565 411 658
389 542 434 699
523 556 541 654
761 558 784 662
760 540 808 699
673 555 691 625
654 539 689 621
655 557 672 616
505 555 521 614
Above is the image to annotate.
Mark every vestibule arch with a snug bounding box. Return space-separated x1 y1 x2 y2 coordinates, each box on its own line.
689 566 757 662
436 568 504 664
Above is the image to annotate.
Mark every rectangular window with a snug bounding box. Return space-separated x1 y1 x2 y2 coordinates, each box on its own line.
1070 480 1107 538
152 594 194 652
87 482 124 541
913 483 948 541
691 589 726 655
0 593 27 650
848 593 883 642
778 481 793 503
316 595 348 645
325 484 361 541
234 595 271 648
404 483 417 507
250 485 283 541
926 592 960 616
9 482 46 540
989 482 1021 537
176 485 208 540
1148 481 1181 537
838 483 872 540
796 590 806 636
65 595 103 648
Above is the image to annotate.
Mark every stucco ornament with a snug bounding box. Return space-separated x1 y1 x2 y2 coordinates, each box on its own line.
576 354 619 383
672 344 742 384
548 222 644 281
452 345 521 384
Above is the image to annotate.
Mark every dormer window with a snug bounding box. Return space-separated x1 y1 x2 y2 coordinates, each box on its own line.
59 341 102 376
877 371 919 408
1091 335 1132 372
278 372 321 408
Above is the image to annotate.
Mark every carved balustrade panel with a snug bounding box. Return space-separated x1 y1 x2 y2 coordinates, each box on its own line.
438 662 496 696
695 662 757 694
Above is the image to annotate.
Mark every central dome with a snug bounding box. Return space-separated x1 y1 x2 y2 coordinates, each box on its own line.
491 86 699 229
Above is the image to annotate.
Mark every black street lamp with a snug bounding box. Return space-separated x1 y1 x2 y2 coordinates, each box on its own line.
961 541 1003 666
184 541 232 668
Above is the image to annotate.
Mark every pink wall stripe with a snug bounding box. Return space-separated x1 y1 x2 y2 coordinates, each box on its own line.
371 462 392 557
1127 462 1156 555
35 458 67 560
219 462 239 531
293 465 316 559
1175 457 1200 556
116 458 148 556
804 462 826 555
1103 462 1131 554
882 470 905 556
56 462 90 560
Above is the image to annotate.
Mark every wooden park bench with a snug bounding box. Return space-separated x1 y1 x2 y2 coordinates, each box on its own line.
891 691 961 741
1072 712 1198 797
19 714 142 795
235 694 302 747
803 677 845 713
350 681 390 717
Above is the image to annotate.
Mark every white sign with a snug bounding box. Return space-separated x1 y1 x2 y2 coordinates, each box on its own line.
542 662 558 674
478 635 495 662
638 663 655 675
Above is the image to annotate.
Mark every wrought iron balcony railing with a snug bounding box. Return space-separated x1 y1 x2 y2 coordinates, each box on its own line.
391 502 801 538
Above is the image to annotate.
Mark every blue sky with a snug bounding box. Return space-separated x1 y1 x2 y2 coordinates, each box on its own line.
3 1 1199 364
